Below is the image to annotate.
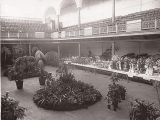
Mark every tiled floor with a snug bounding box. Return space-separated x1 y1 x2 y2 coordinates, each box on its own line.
1 66 160 120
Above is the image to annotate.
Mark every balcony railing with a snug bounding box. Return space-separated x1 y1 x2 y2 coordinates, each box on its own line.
100 26 107 34
1 18 160 39
142 19 156 30
9 32 18 38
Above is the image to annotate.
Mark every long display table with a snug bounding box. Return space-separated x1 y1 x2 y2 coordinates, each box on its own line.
70 63 160 82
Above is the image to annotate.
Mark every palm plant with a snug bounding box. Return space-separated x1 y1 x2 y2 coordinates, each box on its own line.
1 46 11 63
14 44 27 54
31 46 39 55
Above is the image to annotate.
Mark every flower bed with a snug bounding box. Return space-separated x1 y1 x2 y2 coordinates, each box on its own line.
33 64 102 111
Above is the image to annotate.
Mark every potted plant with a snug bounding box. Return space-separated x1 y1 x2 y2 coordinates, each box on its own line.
129 99 160 120
39 71 48 85
1 46 11 68
1 91 27 120
110 72 120 84
117 84 126 100
106 84 121 111
15 66 24 89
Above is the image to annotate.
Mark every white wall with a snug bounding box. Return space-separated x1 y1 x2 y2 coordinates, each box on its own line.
60 0 160 27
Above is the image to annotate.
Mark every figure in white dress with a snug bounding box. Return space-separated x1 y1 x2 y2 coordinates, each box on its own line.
145 58 153 76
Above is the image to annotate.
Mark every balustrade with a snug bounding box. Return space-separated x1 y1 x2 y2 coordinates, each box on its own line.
65 31 69 37
9 32 18 38
58 32 61 38
142 20 155 29
100 26 107 34
28 32 35 38
1 32 8 37
45 33 51 38
19 32 27 38
69 31 75 37
108 25 117 33
80 29 84 36
118 24 126 32
1 8 160 39
75 30 80 36
92 27 99 35
156 19 160 29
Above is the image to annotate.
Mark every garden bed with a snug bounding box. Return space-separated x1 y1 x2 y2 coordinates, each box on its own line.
33 64 102 111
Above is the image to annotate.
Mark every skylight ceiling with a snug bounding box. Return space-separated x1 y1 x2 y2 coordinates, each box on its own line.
61 0 75 9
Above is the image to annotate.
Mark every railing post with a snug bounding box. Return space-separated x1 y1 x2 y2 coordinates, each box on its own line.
29 44 31 56
8 31 10 38
107 25 109 34
155 19 157 29
79 29 81 36
27 32 28 38
78 43 81 56
18 31 19 38
116 23 118 33
112 41 115 57
58 45 60 54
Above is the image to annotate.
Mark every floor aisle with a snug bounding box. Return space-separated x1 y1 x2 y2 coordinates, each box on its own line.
1 66 160 120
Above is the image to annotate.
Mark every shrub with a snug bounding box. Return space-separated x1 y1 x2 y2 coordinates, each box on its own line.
129 99 160 120
45 51 60 67
4 56 41 80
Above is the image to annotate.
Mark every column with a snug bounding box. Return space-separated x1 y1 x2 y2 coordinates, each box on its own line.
112 41 115 57
29 44 31 56
58 45 60 54
102 42 103 54
112 0 115 22
78 7 81 29
78 43 81 56
57 15 60 32
138 41 140 55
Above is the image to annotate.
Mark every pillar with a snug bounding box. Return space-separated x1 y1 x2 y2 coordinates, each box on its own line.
58 45 60 54
57 15 60 31
78 43 81 56
112 41 115 57
112 0 115 22
102 42 103 54
138 41 140 55
78 7 81 29
29 44 31 56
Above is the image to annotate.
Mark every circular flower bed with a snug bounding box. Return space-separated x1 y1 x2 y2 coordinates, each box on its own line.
33 64 102 111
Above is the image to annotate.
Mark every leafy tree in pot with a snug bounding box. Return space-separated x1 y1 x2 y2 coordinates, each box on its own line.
105 72 126 111
1 91 27 120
